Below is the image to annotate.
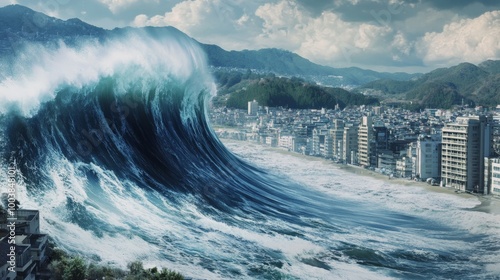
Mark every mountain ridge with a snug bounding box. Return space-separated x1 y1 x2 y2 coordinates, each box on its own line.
2 4 500 108
199 42 420 86
359 61 500 109
0 4 419 87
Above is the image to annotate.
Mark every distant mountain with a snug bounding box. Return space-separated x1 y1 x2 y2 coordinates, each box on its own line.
0 4 421 88
0 5 105 53
359 61 500 109
201 44 333 75
478 60 500 75
199 43 419 86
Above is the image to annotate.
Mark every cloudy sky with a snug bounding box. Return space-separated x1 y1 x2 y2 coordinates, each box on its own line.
2 0 500 72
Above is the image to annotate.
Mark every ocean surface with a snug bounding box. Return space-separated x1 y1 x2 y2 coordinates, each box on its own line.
221 141 500 279
0 28 499 280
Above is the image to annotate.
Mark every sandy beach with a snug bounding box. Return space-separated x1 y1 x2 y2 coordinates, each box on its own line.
222 139 500 216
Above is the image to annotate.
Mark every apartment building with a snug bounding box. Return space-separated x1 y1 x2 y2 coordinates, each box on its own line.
416 134 442 180
330 119 344 159
441 116 493 192
248 100 258 115
358 116 373 167
484 158 500 195
343 124 358 164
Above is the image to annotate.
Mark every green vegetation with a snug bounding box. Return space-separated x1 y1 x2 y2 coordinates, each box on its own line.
213 69 273 92
360 79 416 95
126 261 184 280
359 61 500 109
478 60 500 75
474 74 500 105
47 245 184 280
222 75 378 109
416 63 489 94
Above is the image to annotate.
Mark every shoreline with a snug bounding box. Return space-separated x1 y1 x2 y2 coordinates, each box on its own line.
336 162 500 215
221 139 500 216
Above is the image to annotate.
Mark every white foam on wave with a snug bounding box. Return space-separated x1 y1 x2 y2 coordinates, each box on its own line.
223 140 500 277
185 203 399 280
223 141 488 221
3 135 499 279
0 31 214 117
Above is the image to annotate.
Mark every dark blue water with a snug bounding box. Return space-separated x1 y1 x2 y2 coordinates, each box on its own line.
0 28 499 279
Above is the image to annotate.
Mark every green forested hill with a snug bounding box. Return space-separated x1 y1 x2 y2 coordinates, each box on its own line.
222 75 378 109
479 60 500 75
359 61 500 109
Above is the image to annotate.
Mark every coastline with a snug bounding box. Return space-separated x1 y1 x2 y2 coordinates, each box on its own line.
221 139 500 216
336 162 500 215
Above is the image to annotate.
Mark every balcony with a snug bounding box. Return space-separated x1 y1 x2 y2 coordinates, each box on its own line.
442 139 467 145
443 126 467 132
442 160 467 167
442 157 467 164
442 147 467 153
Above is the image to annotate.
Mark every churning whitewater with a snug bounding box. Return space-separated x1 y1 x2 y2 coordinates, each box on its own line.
1 29 499 279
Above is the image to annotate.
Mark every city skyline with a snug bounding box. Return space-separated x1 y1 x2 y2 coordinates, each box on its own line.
212 102 500 195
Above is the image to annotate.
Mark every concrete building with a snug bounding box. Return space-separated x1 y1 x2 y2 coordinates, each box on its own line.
415 134 442 180
358 116 373 167
378 150 396 173
279 135 294 151
265 136 277 147
292 137 307 153
0 209 48 280
312 128 328 156
396 156 413 178
374 123 389 168
484 158 500 196
330 120 344 159
248 100 258 115
373 106 384 115
343 124 358 164
2 210 41 235
441 116 493 192
13 236 36 280
323 135 334 158
304 138 313 155
0 240 16 280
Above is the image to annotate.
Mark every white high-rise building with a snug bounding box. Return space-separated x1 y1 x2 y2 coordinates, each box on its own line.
358 116 372 167
484 158 500 196
312 128 328 156
441 116 493 192
415 134 441 180
248 100 258 115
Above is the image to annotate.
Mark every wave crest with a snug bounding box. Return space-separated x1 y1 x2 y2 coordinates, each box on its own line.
0 28 214 117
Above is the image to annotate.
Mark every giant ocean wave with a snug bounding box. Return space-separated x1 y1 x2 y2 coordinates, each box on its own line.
1 29 499 279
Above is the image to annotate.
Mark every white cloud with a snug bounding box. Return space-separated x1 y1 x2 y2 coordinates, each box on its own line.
254 1 393 66
4 0 500 71
133 14 149 26
131 0 405 67
132 0 260 49
418 10 500 66
99 0 141 14
127 1 500 70
134 0 238 32
392 32 410 55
